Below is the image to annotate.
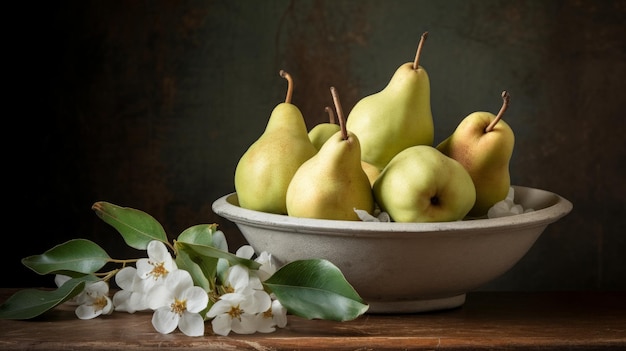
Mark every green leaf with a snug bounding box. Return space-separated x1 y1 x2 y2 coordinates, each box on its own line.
263 259 369 321
92 201 168 250
177 224 219 247
176 242 260 270
0 275 98 320
175 246 216 292
21 239 110 275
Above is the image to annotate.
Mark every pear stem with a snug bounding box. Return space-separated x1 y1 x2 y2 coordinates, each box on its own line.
413 31 429 70
279 70 293 103
324 106 337 125
330 87 348 141
485 91 511 133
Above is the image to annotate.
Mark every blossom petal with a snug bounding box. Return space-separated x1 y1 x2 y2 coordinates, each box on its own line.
115 267 137 290
182 287 209 313
179 312 205 337
206 298 236 318
165 269 194 296
231 313 258 334
211 314 232 336
235 245 255 259
272 300 287 328
75 304 102 320
152 308 179 334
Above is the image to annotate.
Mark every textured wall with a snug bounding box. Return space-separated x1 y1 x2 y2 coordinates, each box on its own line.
7 0 625 290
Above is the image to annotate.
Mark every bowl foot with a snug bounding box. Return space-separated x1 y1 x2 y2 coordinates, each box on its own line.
366 294 466 314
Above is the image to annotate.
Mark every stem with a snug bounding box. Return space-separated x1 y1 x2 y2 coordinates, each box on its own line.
330 87 348 140
413 31 429 70
324 106 336 125
279 70 293 103
485 91 511 133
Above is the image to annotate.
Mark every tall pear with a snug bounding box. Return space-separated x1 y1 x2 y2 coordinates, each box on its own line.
436 91 515 218
286 87 375 220
346 32 434 170
234 70 317 215
308 106 341 150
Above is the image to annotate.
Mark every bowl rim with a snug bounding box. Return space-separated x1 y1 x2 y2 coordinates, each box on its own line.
211 185 573 235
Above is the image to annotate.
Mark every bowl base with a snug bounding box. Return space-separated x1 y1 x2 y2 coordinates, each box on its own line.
366 294 466 314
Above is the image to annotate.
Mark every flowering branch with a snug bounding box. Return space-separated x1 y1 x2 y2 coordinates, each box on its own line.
0 201 368 336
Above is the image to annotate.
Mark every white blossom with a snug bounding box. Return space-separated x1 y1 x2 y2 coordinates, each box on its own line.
74 281 113 320
149 269 209 337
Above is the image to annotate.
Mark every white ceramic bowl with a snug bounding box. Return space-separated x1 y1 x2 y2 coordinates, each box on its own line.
212 185 572 313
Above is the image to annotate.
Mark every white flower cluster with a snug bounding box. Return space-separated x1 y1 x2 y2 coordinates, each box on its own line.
487 187 534 218
56 241 287 337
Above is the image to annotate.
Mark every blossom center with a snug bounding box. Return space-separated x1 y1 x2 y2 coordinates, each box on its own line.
228 305 243 319
93 296 109 313
170 298 187 316
149 261 168 280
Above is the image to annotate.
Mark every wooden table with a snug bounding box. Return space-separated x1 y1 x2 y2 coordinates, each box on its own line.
1 289 625 350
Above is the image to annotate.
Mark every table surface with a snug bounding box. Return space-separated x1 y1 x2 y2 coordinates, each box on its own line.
1 289 625 350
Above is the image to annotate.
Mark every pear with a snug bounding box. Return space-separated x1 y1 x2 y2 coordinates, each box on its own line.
286 87 375 220
373 145 476 223
308 106 341 150
346 32 434 171
234 70 317 215
436 91 515 218
361 160 381 187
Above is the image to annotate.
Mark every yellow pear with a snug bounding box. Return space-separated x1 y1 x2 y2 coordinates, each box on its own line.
286 87 374 220
308 106 341 150
346 32 434 170
436 91 515 218
373 145 476 223
234 70 317 214
361 160 381 187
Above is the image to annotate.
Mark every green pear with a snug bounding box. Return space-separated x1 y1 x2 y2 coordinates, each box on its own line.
234 70 317 215
286 87 374 220
308 106 341 150
436 91 515 218
346 32 434 170
361 160 381 187
373 145 476 223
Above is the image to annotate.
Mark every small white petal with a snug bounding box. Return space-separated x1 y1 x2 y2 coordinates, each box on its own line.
182 287 209 313
152 308 179 334
75 304 101 320
271 300 288 328
54 274 71 287
167 270 193 292
231 314 259 334
179 312 205 337
211 314 233 336
115 267 137 290
148 284 174 310
227 265 250 292
236 245 255 259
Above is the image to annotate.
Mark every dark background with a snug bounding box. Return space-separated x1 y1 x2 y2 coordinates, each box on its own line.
6 0 625 290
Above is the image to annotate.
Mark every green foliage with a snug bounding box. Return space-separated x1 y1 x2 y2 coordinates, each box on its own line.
22 239 110 276
91 201 168 250
1 202 368 325
0 276 98 319
264 259 369 321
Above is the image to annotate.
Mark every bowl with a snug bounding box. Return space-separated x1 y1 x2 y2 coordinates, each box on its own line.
212 185 572 313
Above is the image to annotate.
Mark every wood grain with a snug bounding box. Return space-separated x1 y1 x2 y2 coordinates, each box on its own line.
1 290 625 350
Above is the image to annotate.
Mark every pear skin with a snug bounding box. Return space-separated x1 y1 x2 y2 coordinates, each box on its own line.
234 71 317 215
436 91 515 217
346 32 434 170
286 87 374 220
361 160 381 187
308 106 341 150
373 145 476 223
